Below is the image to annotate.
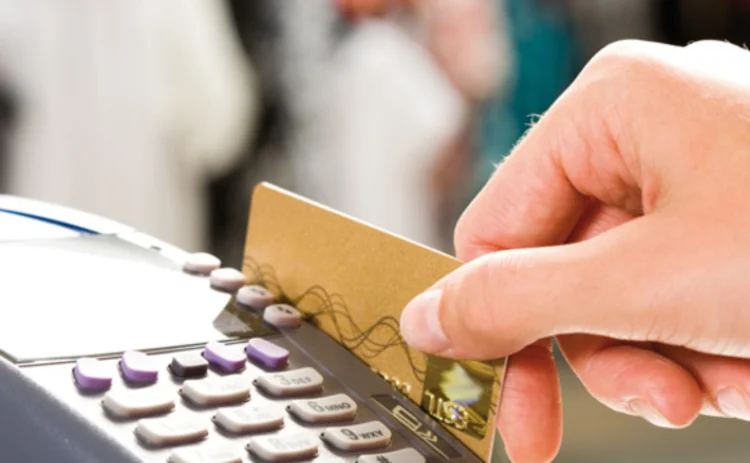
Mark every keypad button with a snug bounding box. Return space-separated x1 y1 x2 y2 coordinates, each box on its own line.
236 285 274 310
213 405 284 434
120 350 159 384
321 421 392 452
254 367 324 397
73 358 112 392
246 433 319 462
209 268 246 293
170 352 208 378
183 252 221 275
245 338 289 370
102 388 175 418
135 415 208 446
181 375 251 406
263 304 302 328
287 393 357 424
203 342 246 373
357 448 425 463
169 446 242 463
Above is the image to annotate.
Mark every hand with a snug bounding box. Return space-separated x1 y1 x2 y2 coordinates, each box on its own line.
400 40 750 463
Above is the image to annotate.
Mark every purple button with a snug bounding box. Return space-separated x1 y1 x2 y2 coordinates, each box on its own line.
120 350 159 384
245 338 290 370
73 358 112 391
203 342 246 373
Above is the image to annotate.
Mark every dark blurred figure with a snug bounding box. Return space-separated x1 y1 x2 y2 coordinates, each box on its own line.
0 83 14 193
213 0 353 266
207 0 286 268
657 0 750 45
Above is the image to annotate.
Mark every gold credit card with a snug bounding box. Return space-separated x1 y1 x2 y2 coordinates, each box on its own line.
242 182 505 461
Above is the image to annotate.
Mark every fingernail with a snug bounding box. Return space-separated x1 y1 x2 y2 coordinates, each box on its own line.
400 290 450 353
627 399 672 427
717 388 750 420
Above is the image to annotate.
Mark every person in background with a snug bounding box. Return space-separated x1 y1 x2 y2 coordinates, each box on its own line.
337 0 510 252
473 0 580 199
0 0 256 253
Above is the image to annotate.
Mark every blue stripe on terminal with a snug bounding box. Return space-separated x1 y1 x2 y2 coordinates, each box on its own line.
0 209 98 235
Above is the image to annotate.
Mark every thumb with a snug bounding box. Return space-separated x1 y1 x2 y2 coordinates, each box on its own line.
400 214 711 359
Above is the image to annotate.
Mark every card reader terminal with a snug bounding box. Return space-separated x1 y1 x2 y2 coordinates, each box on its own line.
0 195 485 463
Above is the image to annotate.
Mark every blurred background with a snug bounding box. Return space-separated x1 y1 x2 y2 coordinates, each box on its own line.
1 0 750 461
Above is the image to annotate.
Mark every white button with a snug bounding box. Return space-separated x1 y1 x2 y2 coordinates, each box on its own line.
357 448 425 463
255 367 324 397
246 433 318 462
209 267 246 292
287 393 357 423
168 446 241 463
181 375 251 406
321 421 392 452
183 252 221 275
213 405 284 434
101 388 174 418
135 415 208 446
236 285 274 310
263 304 302 328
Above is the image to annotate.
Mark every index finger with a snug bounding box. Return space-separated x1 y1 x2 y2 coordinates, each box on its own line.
454 40 681 262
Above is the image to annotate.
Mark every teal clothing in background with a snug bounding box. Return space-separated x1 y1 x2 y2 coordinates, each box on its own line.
472 0 581 197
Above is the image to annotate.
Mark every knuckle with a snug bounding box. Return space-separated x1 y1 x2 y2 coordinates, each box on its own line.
586 40 663 82
595 39 654 61
453 213 477 260
685 39 742 54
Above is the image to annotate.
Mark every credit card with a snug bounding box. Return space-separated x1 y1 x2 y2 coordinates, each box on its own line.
242 182 505 461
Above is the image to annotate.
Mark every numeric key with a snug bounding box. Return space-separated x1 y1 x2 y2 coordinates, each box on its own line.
246 433 318 462
102 388 174 418
357 448 425 463
135 415 208 446
287 393 357 423
321 421 392 452
254 367 324 397
213 405 284 434
181 376 250 406
169 446 241 463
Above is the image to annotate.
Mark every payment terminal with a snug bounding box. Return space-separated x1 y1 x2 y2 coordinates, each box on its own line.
0 193 489 463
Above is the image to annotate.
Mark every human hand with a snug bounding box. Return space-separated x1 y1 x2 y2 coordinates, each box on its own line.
400 40 750 462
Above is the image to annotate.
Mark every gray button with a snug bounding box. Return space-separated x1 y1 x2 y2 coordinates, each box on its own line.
287 393 357 423
209 267 246 292
213 405 284 434
135 414 208 446
169 446 241 463
321 421 392 452
101 388 175 418
236 285 274 310
357 448 425 463
181 375 251 406
262 304 302 328
254 367 324 397
183 252 221 275
246 433 319 462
